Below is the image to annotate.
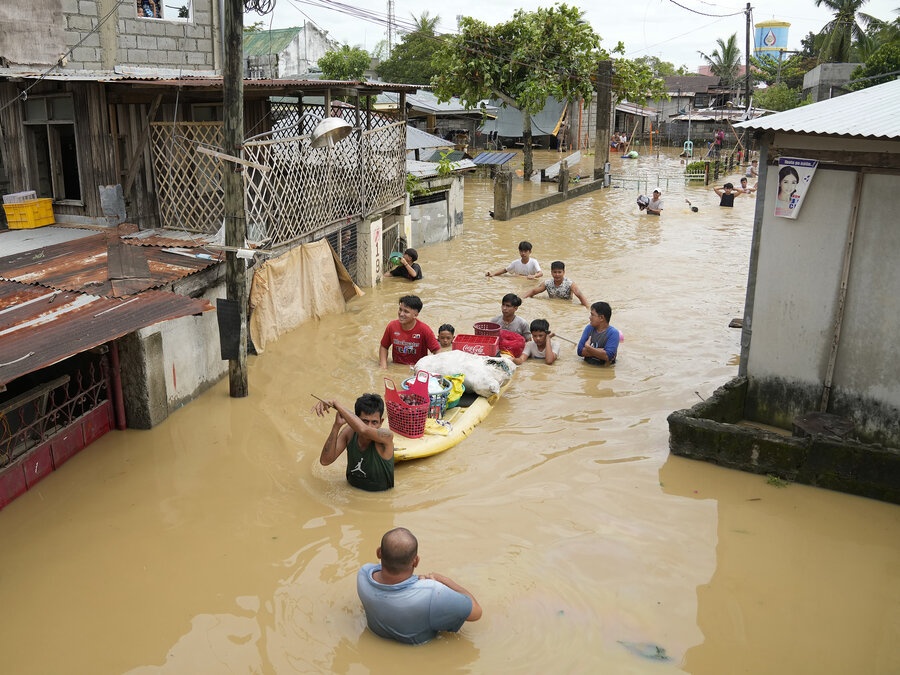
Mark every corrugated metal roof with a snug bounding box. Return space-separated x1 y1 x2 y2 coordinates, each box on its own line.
243 27 302 58
472 151 516 166
616 101 658 117
406 126 453 151
377 90 497 116
735 78 900 139
406 159 476 178
119 228 223 248
0 281 213 387
426 150 468 162
0 232 222 297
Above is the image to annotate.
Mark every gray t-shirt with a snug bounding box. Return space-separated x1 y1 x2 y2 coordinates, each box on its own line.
491 314 532 341
357 563 472 644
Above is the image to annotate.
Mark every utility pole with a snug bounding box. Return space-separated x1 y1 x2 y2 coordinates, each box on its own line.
594 60 612 181
744 2 751 108
224 0 248 397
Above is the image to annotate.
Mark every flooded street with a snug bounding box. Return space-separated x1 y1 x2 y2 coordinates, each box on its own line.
1 149 898 674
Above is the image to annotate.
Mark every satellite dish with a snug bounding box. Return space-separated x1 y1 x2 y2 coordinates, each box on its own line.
310 117 352 148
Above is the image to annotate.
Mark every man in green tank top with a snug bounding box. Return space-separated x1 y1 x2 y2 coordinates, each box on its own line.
314 394 395 491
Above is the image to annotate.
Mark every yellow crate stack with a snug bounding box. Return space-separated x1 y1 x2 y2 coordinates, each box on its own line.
3 198 55 229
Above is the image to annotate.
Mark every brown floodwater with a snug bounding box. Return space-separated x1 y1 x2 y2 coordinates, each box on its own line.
1 149 898 674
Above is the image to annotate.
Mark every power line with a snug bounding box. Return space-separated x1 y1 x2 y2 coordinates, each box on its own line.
666 0 745 18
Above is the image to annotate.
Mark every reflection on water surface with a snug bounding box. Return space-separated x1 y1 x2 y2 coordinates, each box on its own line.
1 149 898 675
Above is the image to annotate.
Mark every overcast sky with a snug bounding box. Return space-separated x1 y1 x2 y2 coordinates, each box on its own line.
247 0 898 71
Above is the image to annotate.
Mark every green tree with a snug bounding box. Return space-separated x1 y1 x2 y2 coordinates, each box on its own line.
814 0 876 63
244 21 265 34
751 53 817 89
632 55 690 77
753 83 812 111
319 45 370 81
432 3 603 179
613 57 668 106
699 34 742 87
377 12 445 84
849 42 900 89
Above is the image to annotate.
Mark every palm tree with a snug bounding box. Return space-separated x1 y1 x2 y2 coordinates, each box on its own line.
408 11 439 35
699 34 742 87
814 0 876 63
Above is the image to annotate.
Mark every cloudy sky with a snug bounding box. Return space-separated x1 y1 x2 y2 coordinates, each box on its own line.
246 0 898 70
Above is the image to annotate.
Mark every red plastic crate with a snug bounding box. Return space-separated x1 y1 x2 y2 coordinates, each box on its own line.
452 333 499 356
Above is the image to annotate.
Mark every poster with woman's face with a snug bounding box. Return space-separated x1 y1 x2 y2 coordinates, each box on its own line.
775 157 818 219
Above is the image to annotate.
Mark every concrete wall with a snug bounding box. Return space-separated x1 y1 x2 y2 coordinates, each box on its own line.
746 133 900 444
279 23 336 76
0 0 219 71
408 176 464 246
802 63 861 102
119 280 228 428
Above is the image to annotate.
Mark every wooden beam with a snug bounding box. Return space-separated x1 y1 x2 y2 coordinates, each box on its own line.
123 93 162 197
196 146 270 172
770 147 900 171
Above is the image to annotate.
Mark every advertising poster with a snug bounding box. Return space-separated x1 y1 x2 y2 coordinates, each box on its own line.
775 157 818 219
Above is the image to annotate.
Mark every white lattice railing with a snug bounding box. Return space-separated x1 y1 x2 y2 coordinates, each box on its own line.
149 122 224 234
362 122 406 216
150 116 406 247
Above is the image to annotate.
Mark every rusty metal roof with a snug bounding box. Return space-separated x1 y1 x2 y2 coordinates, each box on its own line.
0 281 213 387
0 231 222 297
119 227 223 248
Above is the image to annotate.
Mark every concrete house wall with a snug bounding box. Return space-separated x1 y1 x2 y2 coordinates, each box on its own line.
746 134 900 444
1 0 220 72
279 24 336 76
408 175 464 246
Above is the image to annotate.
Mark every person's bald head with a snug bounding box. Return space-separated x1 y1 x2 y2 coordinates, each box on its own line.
378 527 419 574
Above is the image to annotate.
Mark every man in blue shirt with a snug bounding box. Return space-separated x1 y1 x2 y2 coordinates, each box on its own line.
357 527 482 644
577 301 620 365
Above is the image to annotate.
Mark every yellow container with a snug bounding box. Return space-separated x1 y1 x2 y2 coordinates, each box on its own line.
3 198 55 229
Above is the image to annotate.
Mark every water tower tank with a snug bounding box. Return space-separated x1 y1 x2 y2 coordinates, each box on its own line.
754 21 790 59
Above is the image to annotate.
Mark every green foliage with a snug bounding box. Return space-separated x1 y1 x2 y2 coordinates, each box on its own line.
753 83 812 111
405 173 425 197
751 53 817 90
613 57 668 105
685 161 707 173
432 3 626 178
377 13 445 84
244 21 265 33
699 34 742 86
849 43 900 89
436 150 454 177
319 45 371 81
814 0 873 63
632 55 690 77
766 474 789 488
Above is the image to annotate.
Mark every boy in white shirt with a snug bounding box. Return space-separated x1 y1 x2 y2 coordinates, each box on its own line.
514 319 559 365
485 241 542 279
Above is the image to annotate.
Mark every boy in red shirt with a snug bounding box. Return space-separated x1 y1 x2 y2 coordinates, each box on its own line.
379 295 441 368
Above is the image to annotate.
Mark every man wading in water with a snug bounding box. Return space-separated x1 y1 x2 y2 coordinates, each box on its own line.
314 394 394 491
